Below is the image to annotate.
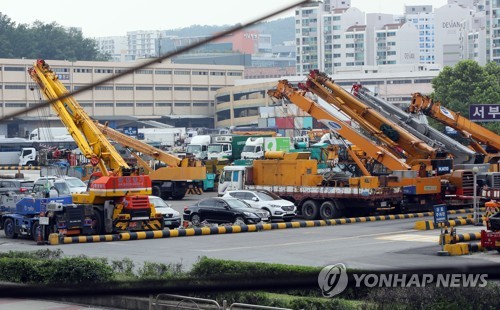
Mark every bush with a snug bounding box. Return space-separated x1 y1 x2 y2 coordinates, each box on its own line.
0 256 113 284
137 261 183 279
0 249 63 260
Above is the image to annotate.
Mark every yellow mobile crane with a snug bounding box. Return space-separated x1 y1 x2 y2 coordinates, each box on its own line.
29 59 164 234
96 123 206 199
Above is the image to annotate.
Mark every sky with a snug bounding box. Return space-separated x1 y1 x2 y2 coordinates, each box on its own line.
1 0 449 38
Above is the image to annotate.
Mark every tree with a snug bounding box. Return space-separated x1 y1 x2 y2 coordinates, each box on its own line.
431 60 500 133
0 12 109 61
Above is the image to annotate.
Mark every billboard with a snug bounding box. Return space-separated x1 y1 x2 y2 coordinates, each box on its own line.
469 104 500 122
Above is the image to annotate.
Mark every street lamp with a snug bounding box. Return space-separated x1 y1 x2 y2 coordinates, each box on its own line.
472 166 479 224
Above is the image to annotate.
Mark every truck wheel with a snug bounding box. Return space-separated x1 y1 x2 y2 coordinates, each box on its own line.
302 200 319 220
31 221 40 241
91 211 103 235
152 185 162 198
320 201 343 220
4 218 18 239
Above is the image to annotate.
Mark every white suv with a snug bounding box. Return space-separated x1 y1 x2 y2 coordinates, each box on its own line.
223 190 296 222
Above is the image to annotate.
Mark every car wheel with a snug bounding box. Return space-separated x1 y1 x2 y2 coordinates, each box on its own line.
190 213 202 226
234 216 245 226
263 208 272 222
4 218 18 239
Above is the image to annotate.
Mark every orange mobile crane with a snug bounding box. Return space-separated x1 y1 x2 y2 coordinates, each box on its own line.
268 80 444 212
29 59 164 234
96 123 206 199
409 93 500 164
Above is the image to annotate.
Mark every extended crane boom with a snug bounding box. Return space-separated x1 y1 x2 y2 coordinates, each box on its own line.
28 59 163 234
304 70 448 166
268 80 411 173
96 122 206 200
409 93 500 156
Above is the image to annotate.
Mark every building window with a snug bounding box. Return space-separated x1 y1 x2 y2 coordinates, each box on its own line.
137 102 153 107
193 101 209 107
95 86 113 90
96 102 113 107
116 102 134 107
174 70 190 75
53 68 69 73
155 102 172 107
414 79 432 83
192 71 208 75
211 86 222 91
95 68 113 73
174 86 190 91
4 66 25 71
155 70 172 75
227 72 242 76
390 80 412 84
116 86 134 90
175 102 190 107
192 87 209 91
210 71 225 76
74 68 92 73
155 86 172 91
136 86 153 90
136 69 153 74
5 103 26 107
4 85 25 89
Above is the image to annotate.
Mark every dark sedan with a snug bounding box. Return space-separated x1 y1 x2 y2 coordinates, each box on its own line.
183 197 270 226
0 179 34 196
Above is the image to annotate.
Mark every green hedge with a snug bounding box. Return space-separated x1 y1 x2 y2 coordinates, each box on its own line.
0 250 113 285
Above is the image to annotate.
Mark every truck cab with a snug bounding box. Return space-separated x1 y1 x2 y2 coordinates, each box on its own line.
207 135 233 160
186 135 211 160
218 165 249 196
241 137 264 160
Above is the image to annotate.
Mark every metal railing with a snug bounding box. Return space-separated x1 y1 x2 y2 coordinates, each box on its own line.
149 294 292 310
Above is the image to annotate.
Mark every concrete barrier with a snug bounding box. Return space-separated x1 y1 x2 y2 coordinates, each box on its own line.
439 232 481 245
0 165 41 170
51 208 484 245
414 218 478 230
443 242 485 256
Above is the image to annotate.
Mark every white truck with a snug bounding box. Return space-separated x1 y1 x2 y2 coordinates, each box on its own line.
28 127 72 141
240 137 291 160
207 135 233 160
186 135 212 160
138 128 186 147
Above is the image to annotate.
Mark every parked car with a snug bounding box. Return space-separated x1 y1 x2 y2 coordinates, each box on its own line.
148 195 181 229
183 197 270 226
0 179 34 196
33 176 86 195
223 189 296 222
32 177 72 196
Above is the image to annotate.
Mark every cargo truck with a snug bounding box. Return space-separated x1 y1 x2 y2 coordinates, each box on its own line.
241 137 291 160
218 153 403 220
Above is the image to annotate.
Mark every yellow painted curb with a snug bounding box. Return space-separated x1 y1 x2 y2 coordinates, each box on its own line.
443 243 469 256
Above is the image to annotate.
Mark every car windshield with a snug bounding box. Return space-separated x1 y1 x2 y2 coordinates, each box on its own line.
53 182 71 195
149 196 169 208
255 191 281 201
186 145 201 153
242 145 255 152
64 178 86 188
225 198 251 209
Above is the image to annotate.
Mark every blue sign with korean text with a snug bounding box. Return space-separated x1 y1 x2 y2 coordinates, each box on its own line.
469 104 500 122
433 204 448 224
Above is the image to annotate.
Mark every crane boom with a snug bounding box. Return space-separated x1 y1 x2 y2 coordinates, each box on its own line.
304 70 443 165
96 122 182 167
28 59 130 176
355 87 477 165
268 80 411 172
409 93 500 154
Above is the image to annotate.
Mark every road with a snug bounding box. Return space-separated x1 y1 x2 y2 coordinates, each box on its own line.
1 170 499 271
1 190 499 271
